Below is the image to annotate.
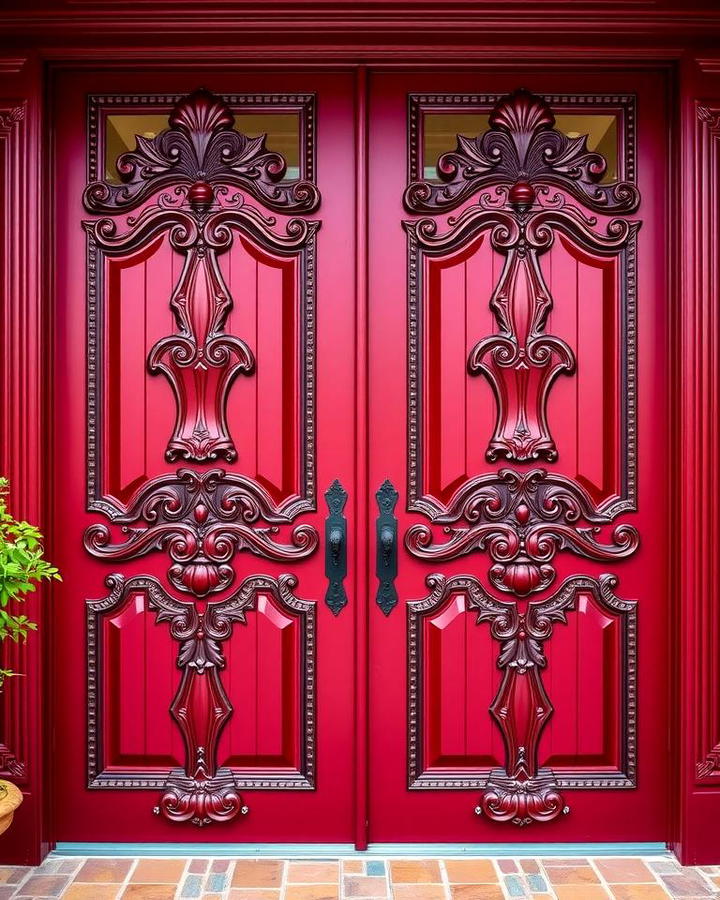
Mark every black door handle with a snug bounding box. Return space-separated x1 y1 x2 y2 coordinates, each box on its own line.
375 480 398 615
324 480 348 615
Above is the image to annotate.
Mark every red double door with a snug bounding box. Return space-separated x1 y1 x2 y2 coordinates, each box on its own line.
51 69 669 844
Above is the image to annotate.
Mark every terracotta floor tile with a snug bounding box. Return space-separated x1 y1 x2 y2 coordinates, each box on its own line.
498 859 518 873
287 862 340 883
660 873 713 896
392 886 446 900
231 861 284 888
542 858 591 867
390 860 442 883
344 861 365 875
553 887 611 899
75 859 133 883
131 859 186 883
12 874 70 897
649 861 681 875
228 891 281 900
0 866 30 884
284 886 340 900
120 886 177 900
63 885 120 900
0 887 17 900
545 865 601 885
210 859 230 873
609 886 671 899
521 860 540 874
57 860 83 875
449 886 504 900
444 859 497 883
343 874 388 897
203 895 222 900
595 859 656 884
188 860 209 875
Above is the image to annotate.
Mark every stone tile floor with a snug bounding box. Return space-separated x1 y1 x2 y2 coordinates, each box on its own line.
0 854 718 899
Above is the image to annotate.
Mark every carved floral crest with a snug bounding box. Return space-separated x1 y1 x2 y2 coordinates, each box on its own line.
84 88 319 213
405 88 639 214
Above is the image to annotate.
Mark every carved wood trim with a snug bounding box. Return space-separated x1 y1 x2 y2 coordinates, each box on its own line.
88 92 316 187
688 102 720 785
0 100 33 785
408 93 637 186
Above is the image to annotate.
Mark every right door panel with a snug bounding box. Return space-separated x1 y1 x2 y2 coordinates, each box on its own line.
367 71 669 841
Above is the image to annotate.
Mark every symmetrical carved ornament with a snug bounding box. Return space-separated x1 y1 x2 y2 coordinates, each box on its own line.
85 88 319 507
84 468 318 597
408 573 637 820
83 90 322 823
87 572 316 819
405 89 638 505
406 468 638 596
403 91 641 824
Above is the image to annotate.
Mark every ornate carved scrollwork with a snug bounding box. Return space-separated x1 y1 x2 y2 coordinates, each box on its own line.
90 572 315 823
82 90 322 824
85 88 320 468
411 573 634 824
405 88 638 216
403 90 642 827
84 89 319 215
84 469 318 597
405 89 639 465
406 468 638 595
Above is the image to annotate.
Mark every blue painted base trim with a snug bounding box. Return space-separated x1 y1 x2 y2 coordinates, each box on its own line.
54 841 668 858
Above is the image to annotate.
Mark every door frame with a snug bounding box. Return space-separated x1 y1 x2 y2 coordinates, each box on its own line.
0 12 717 862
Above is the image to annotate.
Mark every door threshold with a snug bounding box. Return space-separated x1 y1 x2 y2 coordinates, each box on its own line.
54 842 669 858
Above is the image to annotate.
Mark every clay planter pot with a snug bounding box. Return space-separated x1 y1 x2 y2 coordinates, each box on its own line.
0 781 22 835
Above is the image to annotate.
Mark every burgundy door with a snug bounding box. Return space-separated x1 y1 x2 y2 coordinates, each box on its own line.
51 70 359 840
367 72 670 841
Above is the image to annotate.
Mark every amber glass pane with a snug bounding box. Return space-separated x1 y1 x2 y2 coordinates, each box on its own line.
422 111 618 183
105 111 300 184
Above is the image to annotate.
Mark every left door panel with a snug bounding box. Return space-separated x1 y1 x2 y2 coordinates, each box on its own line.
51 71 357 841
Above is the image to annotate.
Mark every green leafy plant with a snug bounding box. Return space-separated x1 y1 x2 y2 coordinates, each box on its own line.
0 478 60 687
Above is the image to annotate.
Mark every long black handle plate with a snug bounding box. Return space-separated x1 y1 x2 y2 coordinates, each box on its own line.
375 479 399 615
324 480 348 615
